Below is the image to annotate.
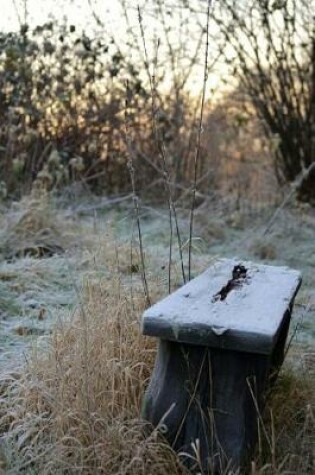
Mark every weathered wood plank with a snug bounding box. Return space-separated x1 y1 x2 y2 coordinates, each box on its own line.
142 259 302 472
142 341 271 473
142 259 302 354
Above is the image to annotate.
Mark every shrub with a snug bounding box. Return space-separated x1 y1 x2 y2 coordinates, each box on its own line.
213 0 315 203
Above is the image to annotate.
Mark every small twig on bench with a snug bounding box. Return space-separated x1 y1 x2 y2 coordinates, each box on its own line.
212 264 248 302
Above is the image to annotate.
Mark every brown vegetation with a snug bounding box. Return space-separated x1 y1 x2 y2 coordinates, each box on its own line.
0 219 314 474
0 2 314 474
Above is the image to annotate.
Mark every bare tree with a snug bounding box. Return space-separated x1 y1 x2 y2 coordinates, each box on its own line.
213 0 315 203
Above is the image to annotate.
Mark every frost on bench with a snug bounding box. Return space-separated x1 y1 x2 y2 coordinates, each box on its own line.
141 259 302 473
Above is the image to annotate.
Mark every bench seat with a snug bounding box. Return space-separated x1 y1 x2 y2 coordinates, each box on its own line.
142 258 302 354
141 259 302 473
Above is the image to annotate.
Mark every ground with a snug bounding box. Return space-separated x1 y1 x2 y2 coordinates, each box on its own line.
0 190 314 473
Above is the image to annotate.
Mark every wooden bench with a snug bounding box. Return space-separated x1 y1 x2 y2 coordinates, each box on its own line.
141 258 302 473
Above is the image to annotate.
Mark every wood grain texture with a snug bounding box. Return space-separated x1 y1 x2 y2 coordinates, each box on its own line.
141 259 302 472
142 259 302 354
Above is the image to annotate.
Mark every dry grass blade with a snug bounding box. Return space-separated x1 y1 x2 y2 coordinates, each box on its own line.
188 0 212 280
0 244 313 474
0 247 188 474
0 191 314 474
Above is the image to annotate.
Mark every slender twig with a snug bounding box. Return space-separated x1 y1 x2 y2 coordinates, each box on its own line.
138 5 186 289
138 6 175 294
262 162 315 236
87 0 104 27
12 0 22 25
284 300 312 360
124 80 151 306
247 378 272 453
188 0 212 280
63 253 98 467
173 348 209 448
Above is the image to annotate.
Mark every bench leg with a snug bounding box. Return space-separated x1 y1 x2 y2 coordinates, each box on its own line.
142 340 272 473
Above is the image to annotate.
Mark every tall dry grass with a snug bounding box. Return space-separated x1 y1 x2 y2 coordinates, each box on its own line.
0 192 313 474
0 210 187 474
0 224 314 474
0 271 186 474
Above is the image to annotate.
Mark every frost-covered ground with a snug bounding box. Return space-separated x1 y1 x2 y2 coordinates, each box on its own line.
0 195 314 373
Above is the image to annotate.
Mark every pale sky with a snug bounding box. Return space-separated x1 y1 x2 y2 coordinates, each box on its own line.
1 0 123 33
0 0 225 96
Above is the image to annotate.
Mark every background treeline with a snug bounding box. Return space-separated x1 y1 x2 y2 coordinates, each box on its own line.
0 0 313 203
